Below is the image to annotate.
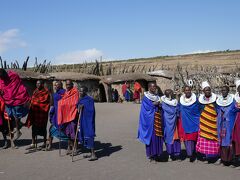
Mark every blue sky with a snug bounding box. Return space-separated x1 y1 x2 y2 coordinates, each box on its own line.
0 0 240 66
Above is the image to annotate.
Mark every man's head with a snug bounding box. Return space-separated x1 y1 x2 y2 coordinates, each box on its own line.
221 85 229 98
79 86 88 98
0 69 8 80
54 81 63 91
66 80 73 91
164 89 173 98
148 82 157 94
36 80 44 90
183 85 192 98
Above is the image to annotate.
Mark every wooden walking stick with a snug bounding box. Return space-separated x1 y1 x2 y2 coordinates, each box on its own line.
71 105 83 162
58 125 61 156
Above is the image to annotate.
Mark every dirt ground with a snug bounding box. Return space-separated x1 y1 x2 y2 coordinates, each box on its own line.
0 103 239 180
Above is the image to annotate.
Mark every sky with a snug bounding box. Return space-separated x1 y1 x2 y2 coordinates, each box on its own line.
0 0 240 66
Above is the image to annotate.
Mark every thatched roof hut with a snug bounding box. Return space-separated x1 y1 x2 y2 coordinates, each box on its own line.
12 69 52 80
7 69 53 96
49 72 101 81
101 73 156 84
147 70 174 80
49 72 105 102
100 73 157 102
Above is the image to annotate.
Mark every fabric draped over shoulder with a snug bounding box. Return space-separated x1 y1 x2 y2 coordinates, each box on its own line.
0 99 5 125
233 111 240 155
180 101 200 133
50 89 65 128
58 87 79 125
0 71 30 106
162 102 178 144
134 82 142 92
26 88 50 128
217 101 238 146
77 95 96 141
138 96 157 145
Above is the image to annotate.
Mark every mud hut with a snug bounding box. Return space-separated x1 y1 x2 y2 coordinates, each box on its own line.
10 69 53 96
49 72 106 102
147 70 174 91
101 73 157 102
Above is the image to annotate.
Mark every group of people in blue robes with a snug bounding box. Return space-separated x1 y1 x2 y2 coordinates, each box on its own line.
138 81 240 168
48 81 97 161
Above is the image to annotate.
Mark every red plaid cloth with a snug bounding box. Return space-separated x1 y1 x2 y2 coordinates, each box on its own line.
27 88 50 128
196 136 220 155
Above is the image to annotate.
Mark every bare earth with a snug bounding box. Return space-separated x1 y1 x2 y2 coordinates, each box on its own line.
0 103 239 180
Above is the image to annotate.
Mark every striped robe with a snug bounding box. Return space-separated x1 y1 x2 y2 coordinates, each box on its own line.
196 103 220 156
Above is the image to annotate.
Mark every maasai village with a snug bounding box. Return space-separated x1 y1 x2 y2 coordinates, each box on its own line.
1 1 240 180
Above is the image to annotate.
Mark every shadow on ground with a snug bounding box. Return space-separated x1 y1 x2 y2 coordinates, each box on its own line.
50 140 122 159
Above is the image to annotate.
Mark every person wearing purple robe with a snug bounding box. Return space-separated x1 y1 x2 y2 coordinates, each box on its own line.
161 89 181 161
138 82 163 162
47 81 68 150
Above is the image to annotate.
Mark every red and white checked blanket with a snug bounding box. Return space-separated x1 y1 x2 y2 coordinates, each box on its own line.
196 136 220 155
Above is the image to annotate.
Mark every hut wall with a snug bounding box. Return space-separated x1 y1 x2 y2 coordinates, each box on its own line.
111 83 124 100
54 80 102 102
75 80 100 101
110 80 155 101
22 79 37 96
45 80 54 94
23 79 53 96
156 77 173 91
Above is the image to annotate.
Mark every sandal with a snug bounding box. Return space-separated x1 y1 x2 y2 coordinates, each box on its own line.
88 156 98 161
25 144 36 150
83 154 91 158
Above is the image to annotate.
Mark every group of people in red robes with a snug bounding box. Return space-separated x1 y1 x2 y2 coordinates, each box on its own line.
0 69 97 161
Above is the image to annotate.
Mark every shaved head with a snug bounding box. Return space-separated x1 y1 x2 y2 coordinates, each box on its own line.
66 80 73 91
148 82 157 94
79 86 88 97
164 89 173 98
55 81 63 91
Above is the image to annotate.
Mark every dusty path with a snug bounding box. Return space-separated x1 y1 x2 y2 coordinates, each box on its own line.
0 103 239 180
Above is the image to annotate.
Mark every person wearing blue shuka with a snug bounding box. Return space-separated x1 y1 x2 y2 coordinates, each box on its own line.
77 86 97 161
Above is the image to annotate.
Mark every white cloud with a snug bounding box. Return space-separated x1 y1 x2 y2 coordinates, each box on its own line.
54 48 104 64
0 29 27 53
183 50 215 55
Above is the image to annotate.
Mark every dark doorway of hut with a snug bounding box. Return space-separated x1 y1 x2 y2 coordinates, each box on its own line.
99 83 107 102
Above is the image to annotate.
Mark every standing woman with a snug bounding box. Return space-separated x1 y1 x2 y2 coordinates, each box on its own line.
179 86 200 162
233 80 240 166
138 82 164 162
161 89 180 161
216 85 237 165
196 81 219 163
